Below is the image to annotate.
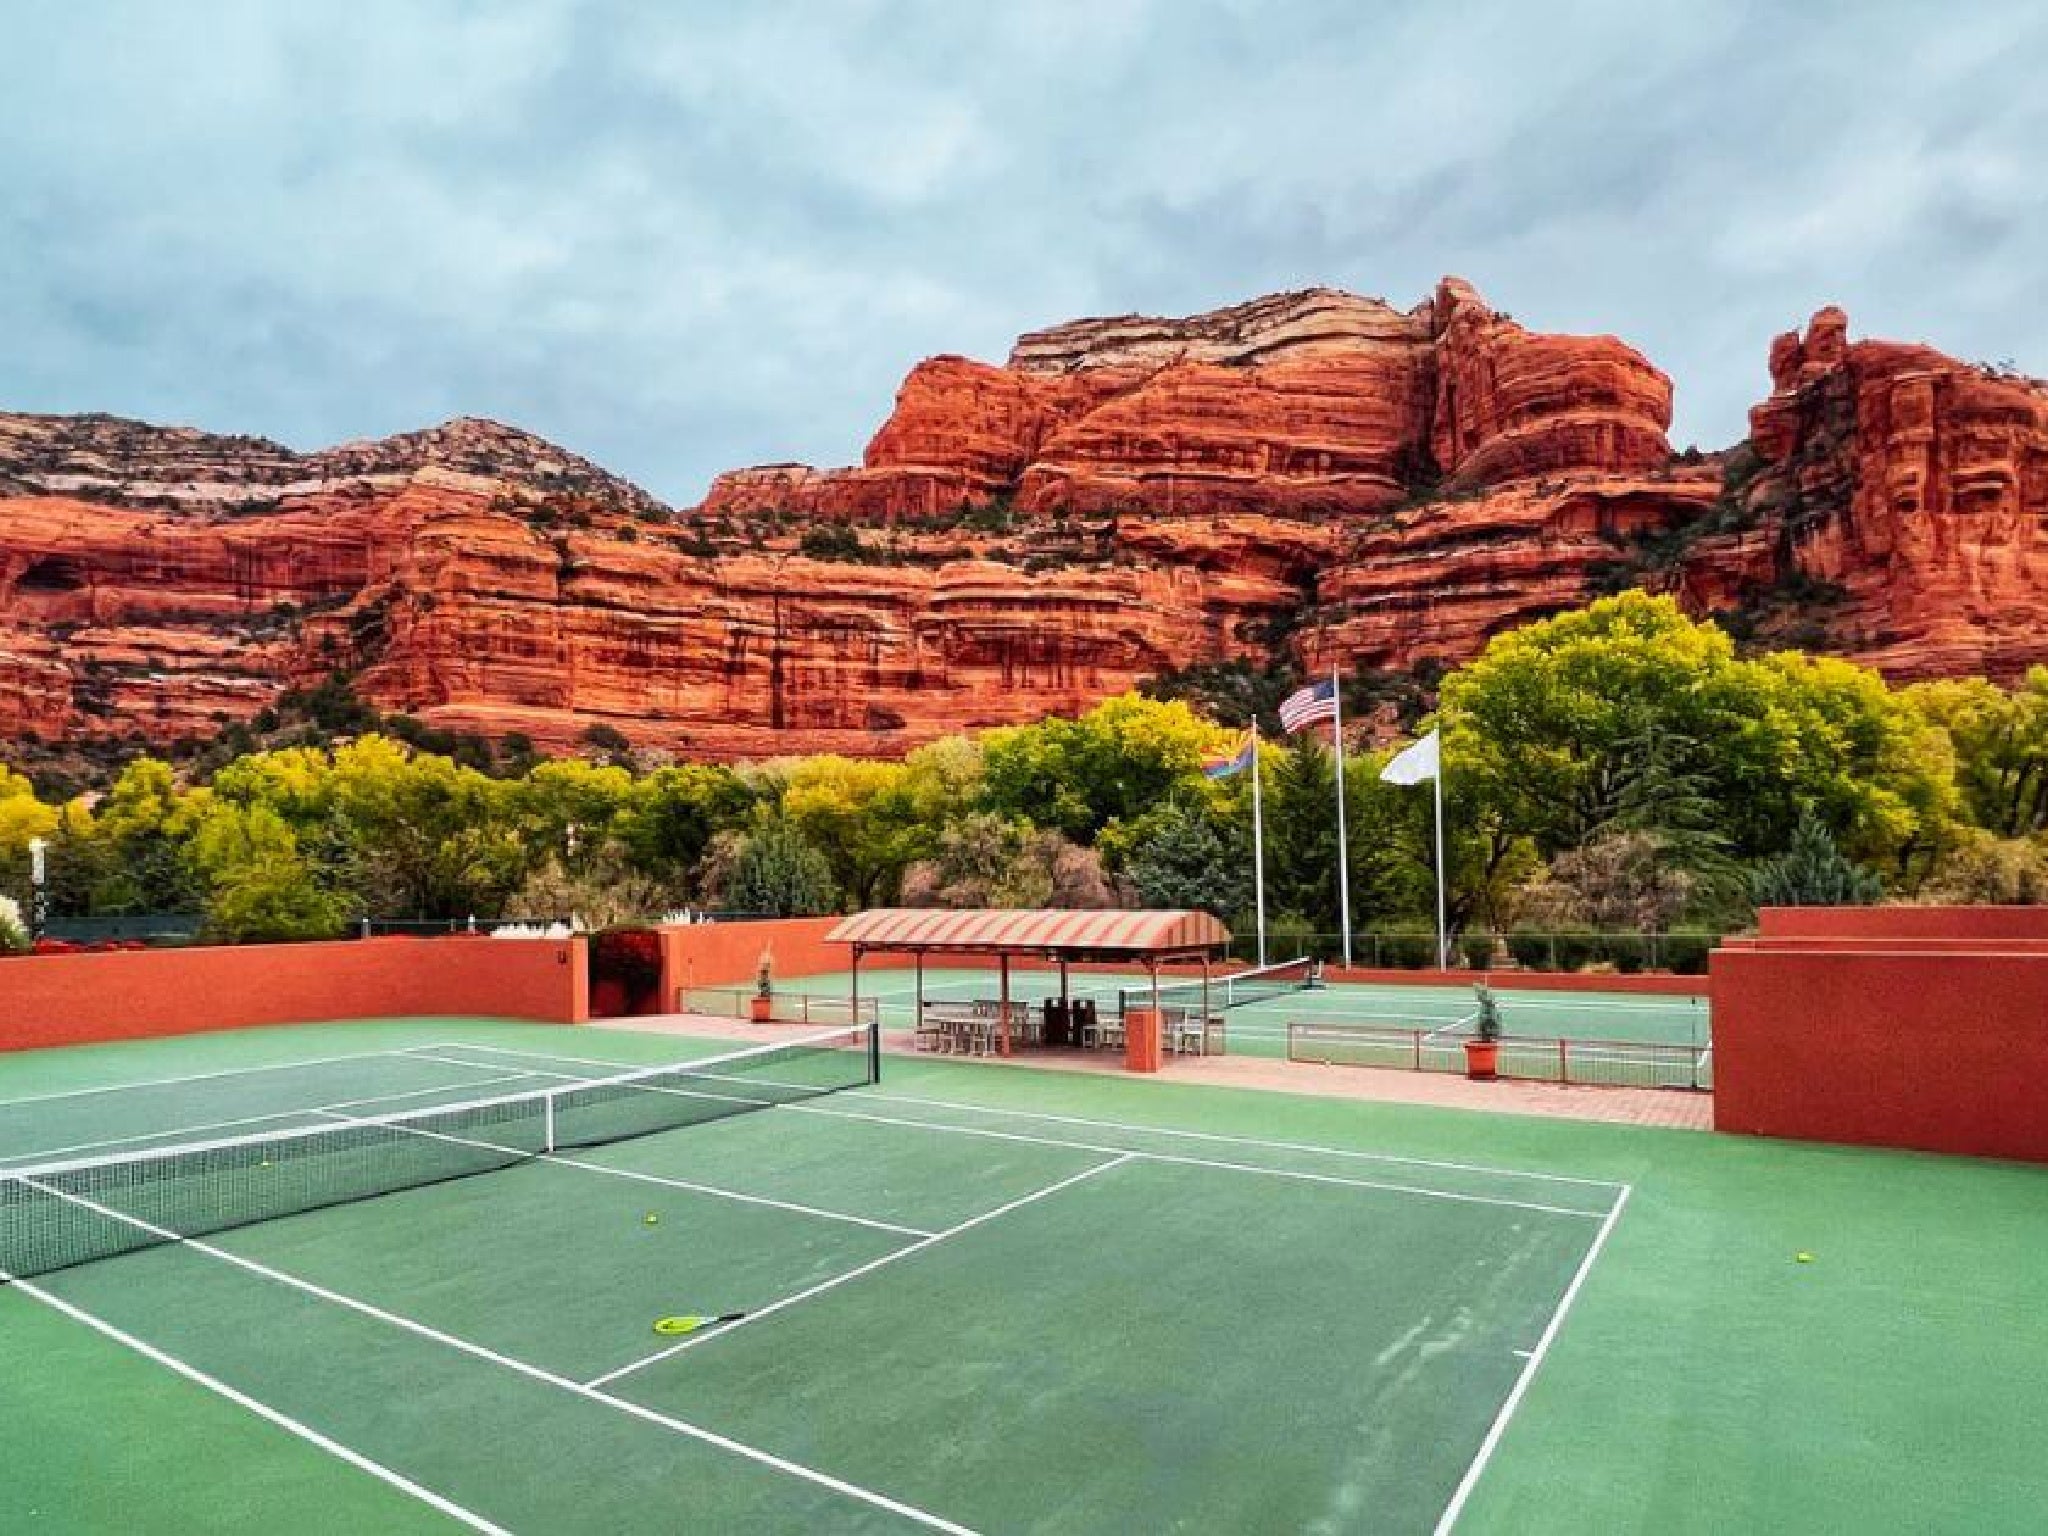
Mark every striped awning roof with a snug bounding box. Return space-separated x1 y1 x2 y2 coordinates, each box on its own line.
826 908 1230 956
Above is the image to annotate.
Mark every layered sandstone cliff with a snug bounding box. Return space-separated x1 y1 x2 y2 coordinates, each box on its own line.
1673 307 2048 678
0 411 1304 757
704 281 1675 522
3 284 2044 766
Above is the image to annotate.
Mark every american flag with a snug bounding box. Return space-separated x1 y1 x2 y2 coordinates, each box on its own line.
1278 679 1339 733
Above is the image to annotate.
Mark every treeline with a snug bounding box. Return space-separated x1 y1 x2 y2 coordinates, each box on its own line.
2 593 2045 952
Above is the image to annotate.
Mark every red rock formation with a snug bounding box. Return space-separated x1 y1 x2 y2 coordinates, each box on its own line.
1428 278 1674 486
1308 470 1722 672
1678 308 2048 680
703 281 1674 523
0 416 1305 757
4 289 2045 768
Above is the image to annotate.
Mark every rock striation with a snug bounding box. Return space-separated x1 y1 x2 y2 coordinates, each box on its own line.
1674 308 2048 678
704 280 1674 522
2 285 2045 767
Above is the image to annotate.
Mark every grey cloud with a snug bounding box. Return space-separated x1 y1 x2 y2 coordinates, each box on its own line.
1 0 2043 502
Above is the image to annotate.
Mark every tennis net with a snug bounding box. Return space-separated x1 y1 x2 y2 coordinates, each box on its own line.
1118 957 1319 1019
0 1025 875 1283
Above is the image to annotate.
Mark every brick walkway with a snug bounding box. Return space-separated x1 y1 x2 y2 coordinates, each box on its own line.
601 1013 1715 1132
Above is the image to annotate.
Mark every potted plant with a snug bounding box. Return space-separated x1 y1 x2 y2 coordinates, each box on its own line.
1464 983 1502 1081
750 948 775 1023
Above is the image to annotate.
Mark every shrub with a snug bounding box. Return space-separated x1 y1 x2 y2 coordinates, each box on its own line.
1264 913 1323 964
1375 923 1436 969
1661 927 1715 975
1751 812 1882 906
1598 932 1653 974
0 895 28 953
797 524 881 564
1458 930 1497 971
1506 924 1601 972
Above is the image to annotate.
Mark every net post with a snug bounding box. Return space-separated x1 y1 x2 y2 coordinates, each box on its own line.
544 1092 557 1154
857 945 880 1083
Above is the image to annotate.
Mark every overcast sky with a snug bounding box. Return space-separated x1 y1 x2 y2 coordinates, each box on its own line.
4 1 2042 504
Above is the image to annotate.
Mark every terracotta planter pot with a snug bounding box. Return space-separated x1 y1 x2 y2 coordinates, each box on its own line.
1464 1038 1499 1081
749 995 774 1023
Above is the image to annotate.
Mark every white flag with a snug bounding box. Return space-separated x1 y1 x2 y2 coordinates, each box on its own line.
1379 729 1440 786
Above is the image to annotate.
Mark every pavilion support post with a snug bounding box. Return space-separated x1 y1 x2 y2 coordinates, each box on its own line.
915 951 925 1043
999 953 1012 1057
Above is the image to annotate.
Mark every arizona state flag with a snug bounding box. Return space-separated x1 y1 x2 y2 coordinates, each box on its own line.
1201 731 1256 780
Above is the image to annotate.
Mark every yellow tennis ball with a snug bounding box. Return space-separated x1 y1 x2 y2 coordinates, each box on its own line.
1795 1251 1814 1263
644 1213 660 1225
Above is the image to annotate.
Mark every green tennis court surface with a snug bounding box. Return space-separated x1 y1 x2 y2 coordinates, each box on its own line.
4 1017 2044 1534
757 967 1712 1057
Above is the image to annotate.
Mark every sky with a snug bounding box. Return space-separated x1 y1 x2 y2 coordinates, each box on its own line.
3 1 2043 505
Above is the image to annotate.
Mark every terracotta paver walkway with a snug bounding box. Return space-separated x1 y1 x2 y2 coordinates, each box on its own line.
599 1012 1715 1132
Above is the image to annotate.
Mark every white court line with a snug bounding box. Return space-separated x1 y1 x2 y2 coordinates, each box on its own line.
834 1089 1632 1192
308 1088 933 1240
0 1264 509 1534
0 1068 539 1168
587 1154 1135 1389
18 1177 981 1535
442 1041 1629 1193
426 1050 1606 1221
0 1042 474 1110
787 1105 1605 1221
1430 1184 1633 1535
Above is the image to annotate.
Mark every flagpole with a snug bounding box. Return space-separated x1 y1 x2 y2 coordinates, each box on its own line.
1330 667 1353 969
1432 754 1448 969
1251 727 1268 968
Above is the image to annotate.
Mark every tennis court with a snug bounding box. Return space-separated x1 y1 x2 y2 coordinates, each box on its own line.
1 1016 1623 1534
740 966 1710 1059
6 1015 2046 1534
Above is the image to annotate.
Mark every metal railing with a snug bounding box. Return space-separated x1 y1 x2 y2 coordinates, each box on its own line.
1232 928 1723 975
357 910 784 938
41 913 204 946
679 987 881 1030
1287 1020 1712 1091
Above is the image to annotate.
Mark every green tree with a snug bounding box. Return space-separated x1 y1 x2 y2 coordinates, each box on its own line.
0 765 59 910
1123 803 1246 916
980 694 1224 842
82 759 200 914
723 821 839 916
780 756 926 907
1750 812 1884 906
186 801 349 941
1440 591 1951 874
1906 670 2048 838
617 764 758 891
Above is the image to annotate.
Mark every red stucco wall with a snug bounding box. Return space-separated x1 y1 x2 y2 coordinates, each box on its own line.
660 917 889 1003
0 937 588 1053
1713 911 2048 1163
1757 906 2048 941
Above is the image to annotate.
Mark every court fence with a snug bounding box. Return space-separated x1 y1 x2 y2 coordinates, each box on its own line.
680 986 881 1030
359 910 777 939
1236 928 1723 975
1287 1020 1713 1091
